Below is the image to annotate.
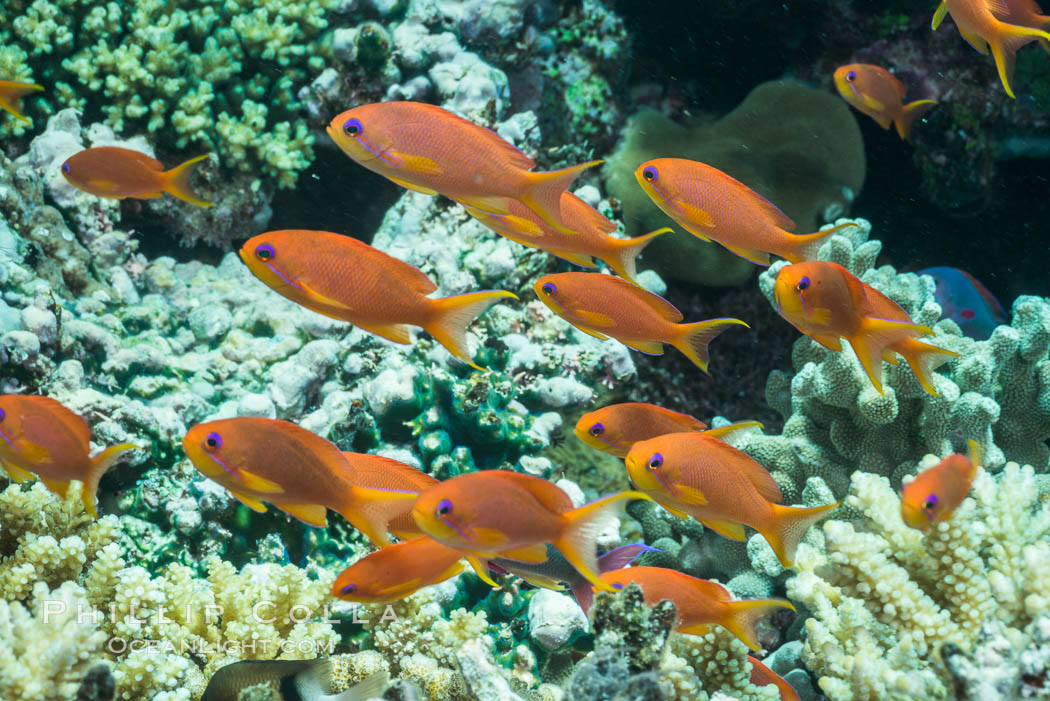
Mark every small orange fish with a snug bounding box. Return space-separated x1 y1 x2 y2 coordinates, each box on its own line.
183 418 418 546
833 64 938 140
635 158 853 266
748 655 802 701
332 536 466 603
0 395 137 517
342 452 438 540
774 261 959 396
625 432 839 567
598 566 795 651
0 80 44 123
328 101 599 235
411 469 649 591
901 440 981 531
534 272 748 373
575 402 708 457
61 147 212 207
466 192 671 283
240 230 516 370
933 0 1050 97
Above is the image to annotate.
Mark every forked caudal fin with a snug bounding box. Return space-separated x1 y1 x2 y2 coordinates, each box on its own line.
989 22 1050 98
669 318 749 374
603 227 672 284
785 221 856 263
519 160 603 236
554 491 651 592
424 290 518 370
761 501 840 568
719 597 796 652
163 154 213 207
895 99 938 141
892 335 959 397
84 443 139 518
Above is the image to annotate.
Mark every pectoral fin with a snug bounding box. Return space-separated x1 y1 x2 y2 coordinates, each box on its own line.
278 503 329 527
674 200 717 236
0 459 34 483
466 555 499 587
237 469 285 494
14 439 50 463
400 153 444 175
676 484 708 506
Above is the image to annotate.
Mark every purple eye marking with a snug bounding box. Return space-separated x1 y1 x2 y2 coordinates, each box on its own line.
343 118 363 136
341 583 357 594
589 423 604 437
541 282 556 296
0 408 5 422
612 583 624 590
205 432 222 450
923 494 939 514
846 71 856 82
255 243 275 262
61 162 71 175
797 277 810 291
642 166 658 182
648 453 663 469
437 499 453 516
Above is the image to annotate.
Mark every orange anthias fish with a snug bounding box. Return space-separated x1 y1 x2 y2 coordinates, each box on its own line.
466 192 671 283
933 0 1050 97
0 80 44 123
575 402 708 457
332 536 466 603
901 440 981 532
411 470 650 591
327 101 599 235
625 432 839 568
61 147 212 207
534 272 748 373
342 452 438 540
833 64 938 140
183 418 418 546
598 566 795 652
239 230 516 370
0 395 138 517
774 261 959 396
634 158 852 266
748 655 802 701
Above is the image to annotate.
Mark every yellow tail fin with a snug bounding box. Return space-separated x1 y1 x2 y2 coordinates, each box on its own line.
669 318 749 374
424 290 517 370
84 443 139 518
761 501 840 568
0 81 44 123
892 336 959 396
602 227 672 283
554 491 651 592
895 99 938 141
720 598 796 652
163 154 213 207
989 22 1050 98
520 161 602 235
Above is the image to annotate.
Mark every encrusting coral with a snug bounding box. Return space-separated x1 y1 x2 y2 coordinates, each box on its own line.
788 461 1050 700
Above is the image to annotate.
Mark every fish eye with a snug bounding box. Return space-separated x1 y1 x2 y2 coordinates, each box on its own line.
0 408 5 421
796 276 811 292
846 71 856 82
612 583 624 590
255 243 275 262
343 118 363 137
437 499 453 516
61 162 71 175
648 453 663 470
589 423 604 437
642 166 658 182
541 282 556 296
341 583 357 594
204 432 222 451
922 494 939 513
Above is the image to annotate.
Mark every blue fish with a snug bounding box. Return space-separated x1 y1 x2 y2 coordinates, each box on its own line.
921 266 1008 340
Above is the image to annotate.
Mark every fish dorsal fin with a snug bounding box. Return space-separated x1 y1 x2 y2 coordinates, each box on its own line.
496 472 576 513
336 236 438 295
565 193 618 234
985 0 1009 15
703 435 783 503
603 276 683 322
341 452 438 490
407 103 536 170
27 396 91 448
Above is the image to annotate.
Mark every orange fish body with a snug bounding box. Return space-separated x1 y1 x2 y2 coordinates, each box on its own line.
634 158 852 266
575 402 708 457
774 261 959 396
183 418 417 546
239 230 516 370
625 432 838 568
0 80 44 123
332 536 465 603
598 566 795 651
466 192 671 283
833 64 938 140
0 395 137 517
411 469 649 591
61 147 212 207
327 101 598 235
342 452 438 540
933 0 1050 97
748 655 802 701
534 272 748 373
901 440 981 531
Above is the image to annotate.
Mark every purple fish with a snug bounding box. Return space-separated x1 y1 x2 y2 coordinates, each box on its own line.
921 266 1007 340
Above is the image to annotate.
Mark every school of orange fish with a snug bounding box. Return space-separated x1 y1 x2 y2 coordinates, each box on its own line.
3 1 1035 694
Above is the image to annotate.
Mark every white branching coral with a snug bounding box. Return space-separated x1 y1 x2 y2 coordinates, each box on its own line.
788 461 1050 700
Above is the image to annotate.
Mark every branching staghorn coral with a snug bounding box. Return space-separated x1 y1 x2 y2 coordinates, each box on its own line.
787 462 1050 700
